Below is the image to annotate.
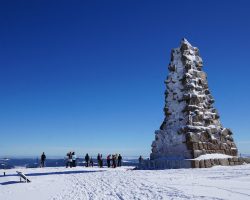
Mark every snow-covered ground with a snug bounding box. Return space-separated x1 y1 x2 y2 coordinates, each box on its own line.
1 165 250 200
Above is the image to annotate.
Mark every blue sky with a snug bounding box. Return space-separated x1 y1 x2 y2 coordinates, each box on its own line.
0 0 250 157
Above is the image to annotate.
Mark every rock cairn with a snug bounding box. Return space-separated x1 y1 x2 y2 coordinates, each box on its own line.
151 39 238 160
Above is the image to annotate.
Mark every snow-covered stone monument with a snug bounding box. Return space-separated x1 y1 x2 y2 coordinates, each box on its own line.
145 39 242 169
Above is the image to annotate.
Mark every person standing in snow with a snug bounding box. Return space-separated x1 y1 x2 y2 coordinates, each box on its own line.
90 157 94 167
85 153 90 167
40 152 46 168
107 154 111 168
100 154 103 168
66 152 69 168
97 153 101 167
72 152 77 167
138 155 143 166
66 152 73 168
118 154 122 167
112 154 117 168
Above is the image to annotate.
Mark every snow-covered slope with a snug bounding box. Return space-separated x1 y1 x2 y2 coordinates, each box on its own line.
1 165 250 200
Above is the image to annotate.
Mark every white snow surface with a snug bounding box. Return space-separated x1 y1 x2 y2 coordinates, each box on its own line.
193 153 233 160
1 165 250 200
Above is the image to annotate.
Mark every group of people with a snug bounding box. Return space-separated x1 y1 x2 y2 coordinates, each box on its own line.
97 154 122 168
40 152 144 168
64 152 123 168
106 154 122 168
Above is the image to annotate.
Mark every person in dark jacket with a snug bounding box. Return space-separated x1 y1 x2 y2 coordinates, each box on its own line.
100 154 103 168
72 152 77 167
85 153 90 167
138 155 143 166
90 157 94 167
40 152 46 168
107 155 111 168
66 152 73 168
117 154 122 167
112 154 117 168
97 153 101 167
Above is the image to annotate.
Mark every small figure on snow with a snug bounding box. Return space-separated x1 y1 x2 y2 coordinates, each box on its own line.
72 152 77 167
138 155 143 166
40 152 46 168
66 152 73 168
100 154 103 168
97 153 102 167
118 154 122 167
107 154 111 168
85 153 90 167
90 157 94 167
112 154 117 168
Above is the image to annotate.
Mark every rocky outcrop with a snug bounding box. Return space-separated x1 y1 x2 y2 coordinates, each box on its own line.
150 39 238 161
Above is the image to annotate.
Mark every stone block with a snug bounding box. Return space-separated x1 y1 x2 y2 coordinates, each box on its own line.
186 133 200 143
219 158 229 166
225 150 230 155
214 159 219 165
226 140 232 146
193 150 203 158
220 143 226 150
201 150 207 155
198 142 203 149
191 160 200 168
199 160 205 168
193 143 199 150
210 159 215 166
207 143 212 150
232 157 238 162
211 139 218 145
221 128 232 136
204 159 212 168
231 149 238 156
219 150 225 154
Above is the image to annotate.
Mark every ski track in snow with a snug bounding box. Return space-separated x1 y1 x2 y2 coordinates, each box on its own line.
1 165 250 200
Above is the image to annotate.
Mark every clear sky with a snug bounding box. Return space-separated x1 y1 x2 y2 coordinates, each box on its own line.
0 0 250 157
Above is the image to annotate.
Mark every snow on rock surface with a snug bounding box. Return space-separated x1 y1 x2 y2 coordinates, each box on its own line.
151 38 238 161
193 153 233 160
1 165 250 200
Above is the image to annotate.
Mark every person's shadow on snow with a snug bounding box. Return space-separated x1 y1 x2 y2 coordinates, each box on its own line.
26 170 103 177
0 170 103 185
1 181 22 185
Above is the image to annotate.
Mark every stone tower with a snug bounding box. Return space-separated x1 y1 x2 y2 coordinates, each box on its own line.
151 39 238 160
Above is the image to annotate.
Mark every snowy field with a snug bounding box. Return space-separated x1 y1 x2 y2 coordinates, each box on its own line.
1 165 250 200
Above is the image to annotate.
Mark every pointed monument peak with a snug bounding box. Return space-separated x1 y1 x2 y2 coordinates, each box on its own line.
180 38 193 51
181 38 191 45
